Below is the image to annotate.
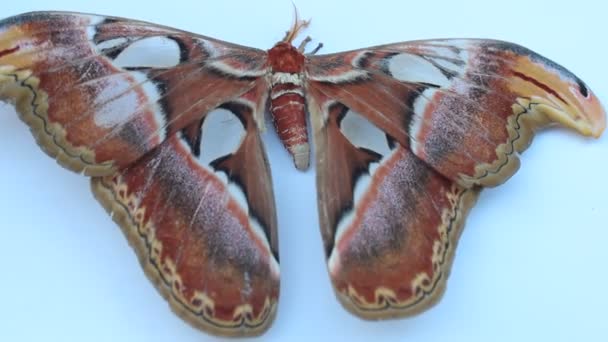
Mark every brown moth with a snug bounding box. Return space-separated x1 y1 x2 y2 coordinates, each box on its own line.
0 11 605 337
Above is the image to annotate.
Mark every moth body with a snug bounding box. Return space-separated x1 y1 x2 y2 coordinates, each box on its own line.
267 41 309 170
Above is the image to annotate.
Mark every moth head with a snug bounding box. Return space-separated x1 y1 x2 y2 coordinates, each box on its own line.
268 42 305 73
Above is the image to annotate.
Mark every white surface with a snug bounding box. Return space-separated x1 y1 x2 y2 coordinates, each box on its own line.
1 1 607 341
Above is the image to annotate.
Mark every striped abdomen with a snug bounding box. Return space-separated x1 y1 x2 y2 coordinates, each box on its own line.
270 72 309 170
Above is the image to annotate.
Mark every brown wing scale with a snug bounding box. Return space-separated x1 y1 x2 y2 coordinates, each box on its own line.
306 39 605 318
0 12 267 176
91 98 279 337
1 12 277 337
307 40 605 188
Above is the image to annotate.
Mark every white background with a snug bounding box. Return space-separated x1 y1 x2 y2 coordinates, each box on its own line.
1 1 607 341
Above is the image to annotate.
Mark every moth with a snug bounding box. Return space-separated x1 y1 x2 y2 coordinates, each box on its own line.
0 11 605 337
